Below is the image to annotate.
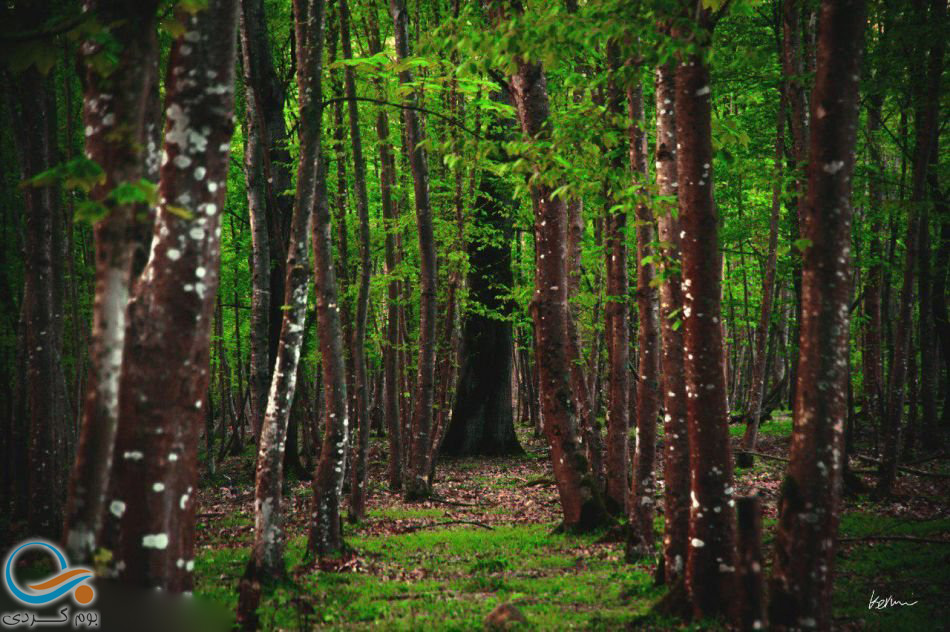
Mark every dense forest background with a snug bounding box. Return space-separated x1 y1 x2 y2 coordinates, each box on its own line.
0 0 947 629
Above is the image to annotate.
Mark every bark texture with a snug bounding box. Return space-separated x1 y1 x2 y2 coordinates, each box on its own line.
673 12 738 619
105 0 239 591
769 0 866 627
64 0 161 562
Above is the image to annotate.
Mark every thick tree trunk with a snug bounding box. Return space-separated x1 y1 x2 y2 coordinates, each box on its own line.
673 12 738 619
390 0 437 501
441 115 521 457
878 0 942 495
769 0 865 627
338 0 373 522
63 0 160 562
739 90 785 458
654 61 689 587
629 80 659 556
105 0 239 591
506 48 608 531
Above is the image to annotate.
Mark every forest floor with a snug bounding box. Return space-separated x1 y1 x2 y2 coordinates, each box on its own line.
193 415 950 630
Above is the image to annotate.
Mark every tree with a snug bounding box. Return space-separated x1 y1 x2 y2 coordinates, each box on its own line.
497 2 608 533
739 88 785 460
603 45 630 517
441 97 522 458
769 0 866 627
390 0 438 501
63 0 161 562
104 0 240 590
629 77 660 557
877 0 943 495
672 1 737 620
339 0 373 522
237 0 328 618
653 59 689 587
8 1 70 540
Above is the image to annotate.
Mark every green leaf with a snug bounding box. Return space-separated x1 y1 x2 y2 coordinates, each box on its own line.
793 238 813 252
166 205 195 220
74 200 110 224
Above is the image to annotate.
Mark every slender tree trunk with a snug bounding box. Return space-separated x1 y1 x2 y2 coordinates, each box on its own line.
390 0 437 501
769 0 866 627
239 0 272 449
367 16 404 489
878 0 942 496
104 0 239 591
338 0 373 522
501 11 608 530
673 8 738 619
862 97 885 429
603 48 630 516
654 61 689 587
237 1 324 615
63 0 161 562
739 89 785 458
629 79 659 556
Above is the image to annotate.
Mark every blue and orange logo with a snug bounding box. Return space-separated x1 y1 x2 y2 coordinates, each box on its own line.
3 541 95 606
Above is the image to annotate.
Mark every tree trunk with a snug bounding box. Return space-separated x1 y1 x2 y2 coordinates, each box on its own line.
390 0 437 501
878 0 942 496
105 0 239 591
654 61 689 587
673 9 738 619
239 0 273 449
603 48 630 517
629 79 659 556
9 35 69 540
237 0 324 616
371 60 403 492
862 96 885 429
338 0 373 522
441 108 521 457
739 89 785 458
502 18 608 530
63 0 161 562
769 0 866 627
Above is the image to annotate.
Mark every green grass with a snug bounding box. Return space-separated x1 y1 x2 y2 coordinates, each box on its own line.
194 524 671 630
728 415 793 439
833 513 949 631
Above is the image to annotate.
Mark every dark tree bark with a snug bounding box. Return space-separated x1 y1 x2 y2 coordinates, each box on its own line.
441 110 521 457
739 89 785 458
654 61 689 587
236 0 326 619
8 14 69 540
390 0 437 501
736 497 767 631
603 47 630 517
933 210 950 430
878 0 942 495
338 0 373 522
769 0 866 627
629 79 659 557
105 0 240 591
498 3 608 532
63 0 161 562
673 5 738 620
